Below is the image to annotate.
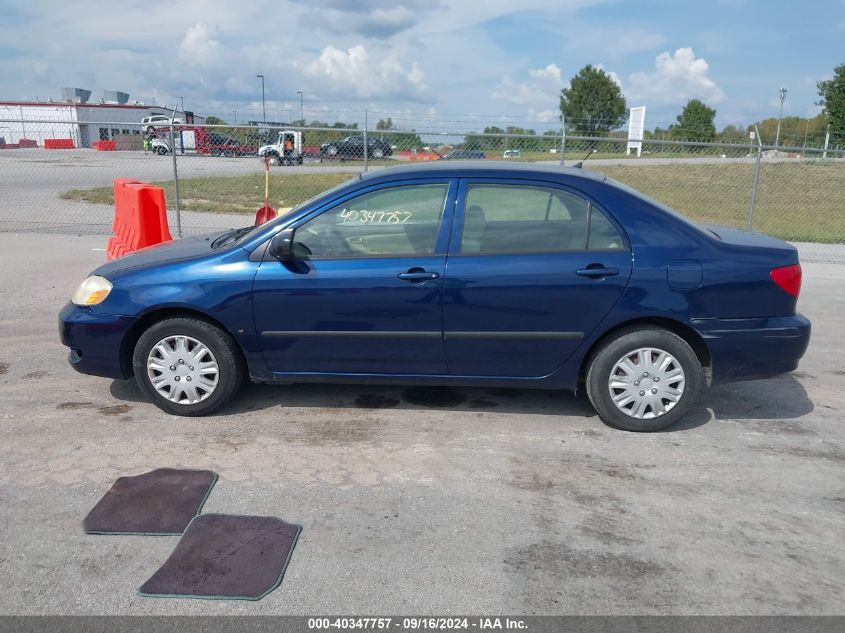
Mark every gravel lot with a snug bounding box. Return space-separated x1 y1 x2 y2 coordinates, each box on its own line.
0 232 843 615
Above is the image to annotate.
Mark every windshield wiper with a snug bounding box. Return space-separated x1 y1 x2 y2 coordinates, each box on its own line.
211 226 255 249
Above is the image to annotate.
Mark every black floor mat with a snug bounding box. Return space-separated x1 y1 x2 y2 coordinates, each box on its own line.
138 514 301 600
83 468 218 535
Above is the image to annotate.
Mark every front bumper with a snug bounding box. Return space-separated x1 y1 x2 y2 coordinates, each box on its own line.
689 314 811 383
59 303 137 380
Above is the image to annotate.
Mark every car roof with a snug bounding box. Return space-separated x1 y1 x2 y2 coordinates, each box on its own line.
359 161 606 183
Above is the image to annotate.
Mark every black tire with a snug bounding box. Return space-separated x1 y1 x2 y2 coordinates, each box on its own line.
585 326 702 432
371 148 384 159
223 149 235 157
155 146 167 155
132 317 245 417
267 153 281 166
296 156 303 165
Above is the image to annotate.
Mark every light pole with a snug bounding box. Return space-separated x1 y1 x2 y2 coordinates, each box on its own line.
774 87 787 150
297 91 304 126
179 96 184 114
256 74 266 124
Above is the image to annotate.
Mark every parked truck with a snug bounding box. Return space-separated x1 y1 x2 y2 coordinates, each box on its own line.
258 130 304 165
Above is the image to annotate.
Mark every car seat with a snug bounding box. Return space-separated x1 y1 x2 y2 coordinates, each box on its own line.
462 205 487 253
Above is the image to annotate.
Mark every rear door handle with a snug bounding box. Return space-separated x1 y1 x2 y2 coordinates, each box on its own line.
576 266 619 278
398 270 440 282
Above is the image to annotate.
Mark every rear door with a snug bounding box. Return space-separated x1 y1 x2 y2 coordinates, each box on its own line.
253 179 457 375
442 179 632 377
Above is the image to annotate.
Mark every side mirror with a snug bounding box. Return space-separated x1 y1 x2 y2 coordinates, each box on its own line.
268 228 294 261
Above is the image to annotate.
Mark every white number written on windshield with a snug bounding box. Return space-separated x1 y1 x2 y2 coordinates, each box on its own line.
339 209 413 224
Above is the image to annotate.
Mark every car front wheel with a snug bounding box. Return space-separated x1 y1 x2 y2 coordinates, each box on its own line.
132 317 244 416
585 326 702 432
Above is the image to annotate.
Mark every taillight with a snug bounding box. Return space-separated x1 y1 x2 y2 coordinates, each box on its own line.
770 264 802 298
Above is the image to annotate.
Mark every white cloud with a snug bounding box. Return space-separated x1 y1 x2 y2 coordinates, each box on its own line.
493 63 564 108
532 109 560 123
300 5 425 38
626 47 725 105
178 23 222 68
529 64 562 83
299 45 429 100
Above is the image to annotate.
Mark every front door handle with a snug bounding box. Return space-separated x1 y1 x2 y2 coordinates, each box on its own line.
398 268 440 282
576 266 619 278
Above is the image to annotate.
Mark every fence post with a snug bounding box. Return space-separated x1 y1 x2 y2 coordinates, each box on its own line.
746 124 762 231
169 123 182 238
363 109 368 173
559 115 566 166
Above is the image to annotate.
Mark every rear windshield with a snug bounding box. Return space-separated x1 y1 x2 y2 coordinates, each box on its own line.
604 176 721 240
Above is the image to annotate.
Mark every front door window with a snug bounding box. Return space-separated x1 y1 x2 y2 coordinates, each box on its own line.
294 184 449 259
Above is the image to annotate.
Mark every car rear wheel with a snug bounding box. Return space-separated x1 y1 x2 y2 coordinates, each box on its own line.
371 148 384 159
585 326 702 432
132 317 244 417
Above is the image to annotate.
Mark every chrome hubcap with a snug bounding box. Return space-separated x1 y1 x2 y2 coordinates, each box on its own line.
608 347 685 419
147 335 219 405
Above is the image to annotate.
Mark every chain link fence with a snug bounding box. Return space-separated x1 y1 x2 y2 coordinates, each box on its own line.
1 117 843 263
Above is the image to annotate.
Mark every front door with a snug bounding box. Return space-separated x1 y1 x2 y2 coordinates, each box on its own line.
442 180 633 377
253 180 456 375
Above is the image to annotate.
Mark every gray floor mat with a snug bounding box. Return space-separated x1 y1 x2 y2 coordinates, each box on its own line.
82 468 218 535
139 514 301 600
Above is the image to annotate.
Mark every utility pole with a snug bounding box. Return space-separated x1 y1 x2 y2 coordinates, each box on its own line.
297 91 304 126
256 74 266 124
774 87 787 150
179 96 184 114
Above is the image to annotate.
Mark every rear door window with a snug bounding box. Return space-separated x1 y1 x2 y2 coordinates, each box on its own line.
459 183 624 254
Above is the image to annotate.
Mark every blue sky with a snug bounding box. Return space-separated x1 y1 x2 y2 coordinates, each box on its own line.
0 0 842 131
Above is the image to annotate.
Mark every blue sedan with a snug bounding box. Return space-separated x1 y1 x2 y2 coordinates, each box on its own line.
59 162 810 431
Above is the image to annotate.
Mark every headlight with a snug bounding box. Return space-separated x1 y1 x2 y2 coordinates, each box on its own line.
71 276 113 306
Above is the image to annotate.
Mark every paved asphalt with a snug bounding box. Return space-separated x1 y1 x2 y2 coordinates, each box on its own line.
0 233 843 615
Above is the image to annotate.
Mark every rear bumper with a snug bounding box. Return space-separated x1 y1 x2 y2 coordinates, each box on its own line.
689 314 811 383
59 303 136 380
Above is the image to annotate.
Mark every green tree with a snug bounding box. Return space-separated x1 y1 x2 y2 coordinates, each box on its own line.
671 99 717 143
376 117 394 130
817 64 845 138
205 116 227 126
718 124 747 144
559 65 627 136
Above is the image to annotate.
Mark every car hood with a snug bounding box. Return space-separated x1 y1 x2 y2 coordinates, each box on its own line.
92 231 229 278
